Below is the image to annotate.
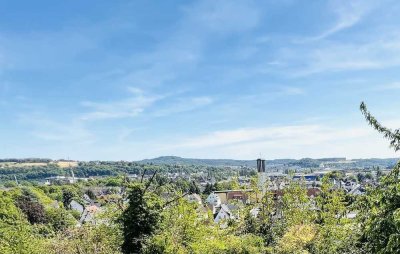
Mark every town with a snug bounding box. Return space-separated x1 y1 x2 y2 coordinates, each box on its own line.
0 156 391 227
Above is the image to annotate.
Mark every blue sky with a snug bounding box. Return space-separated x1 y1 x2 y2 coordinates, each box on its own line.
1 0 400 160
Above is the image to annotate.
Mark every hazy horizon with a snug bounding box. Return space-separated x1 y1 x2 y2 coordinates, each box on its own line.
1 155 400 162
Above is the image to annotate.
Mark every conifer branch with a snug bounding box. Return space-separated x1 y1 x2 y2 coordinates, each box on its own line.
360 102 400 152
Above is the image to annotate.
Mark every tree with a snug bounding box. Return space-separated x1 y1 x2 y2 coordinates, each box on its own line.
312 177 359 254
85 189 96 200
365 172 373 180
253 190 277 245
45 224 122 254
189 181 200 195
325 171 345 181
274 224 316 254
120 182 163 254
281 181 314 229
0 190 46 254
357 172 365 182
202 183 213 195
357 102 400 253
46 207 76 232
144 198 201 254
15 194 47 224
358 161 400 253
145 198 265 254
62 189 74 209
376 166 383 180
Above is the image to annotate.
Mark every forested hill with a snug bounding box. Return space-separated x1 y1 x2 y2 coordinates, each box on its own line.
1 157 399 183
2 157 398 168
137 156 257 167
137 156 399 168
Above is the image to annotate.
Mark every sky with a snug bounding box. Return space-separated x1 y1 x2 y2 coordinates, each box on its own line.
0 0 400 161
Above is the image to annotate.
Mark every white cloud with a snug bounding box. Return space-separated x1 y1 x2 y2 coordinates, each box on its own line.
170 125 369 149
150 123 398 160
153 96 213 117
281 34 400 77
274 1 400 77
80 87 214 120
80 88 161 121
301 0 376 41
126 86 144 95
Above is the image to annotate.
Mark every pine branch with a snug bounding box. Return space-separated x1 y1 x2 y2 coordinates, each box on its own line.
162 192 189 209
143 170 157 194
140 169 147 183
360 102 400 152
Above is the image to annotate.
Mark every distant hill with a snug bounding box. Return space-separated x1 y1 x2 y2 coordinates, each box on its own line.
136 156 346 167
137 156 256 167
0 156 398 169
137 156 399 169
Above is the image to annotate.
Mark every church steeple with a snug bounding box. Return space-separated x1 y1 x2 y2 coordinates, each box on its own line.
257 158 267 194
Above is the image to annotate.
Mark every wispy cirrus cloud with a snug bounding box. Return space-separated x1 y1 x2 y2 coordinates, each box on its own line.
279 34 400 77
80 87 162 121
298 0 377 42
153 96 213 117
80 87 214 121
272 1 400 77
171 125 370 149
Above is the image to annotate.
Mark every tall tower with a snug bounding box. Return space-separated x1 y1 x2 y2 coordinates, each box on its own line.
257 158 267 194
257 158 265 173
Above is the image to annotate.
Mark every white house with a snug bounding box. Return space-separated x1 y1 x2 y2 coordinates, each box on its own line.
214 204 234 223
206 192 221 207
